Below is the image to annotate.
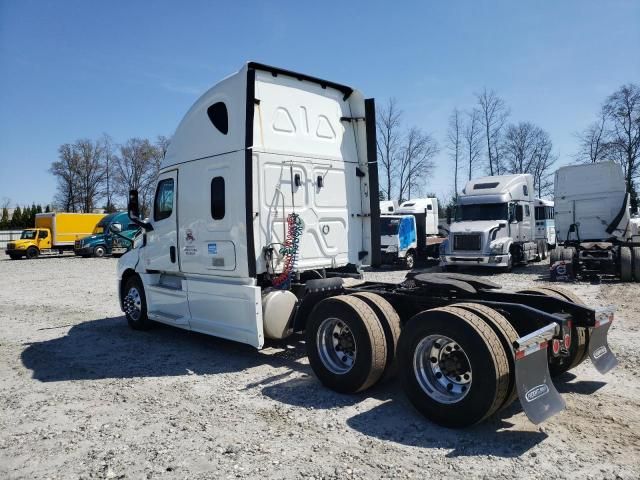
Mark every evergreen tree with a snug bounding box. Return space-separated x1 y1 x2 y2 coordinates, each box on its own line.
10 206 22 229
45 204 51 213
28 203 37 226
36 204 43 214
0 207 8 230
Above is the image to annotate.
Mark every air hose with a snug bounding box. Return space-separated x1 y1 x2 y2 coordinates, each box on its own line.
272 213 303 289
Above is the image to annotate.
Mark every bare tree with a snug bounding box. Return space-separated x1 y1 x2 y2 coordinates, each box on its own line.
477 88 509 175
50 143 81 212
575 111 609 163
376 98 402 201
75 139 105 213
114 138 156 216
463 109 483 181
446 108 462 197
502 122 556 196
100 134 117 212
602 83 640 194
396 128 438 202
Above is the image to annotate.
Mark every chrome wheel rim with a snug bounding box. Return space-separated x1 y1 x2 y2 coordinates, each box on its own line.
124 286 142 321
316 317 357 374
413 334 472 404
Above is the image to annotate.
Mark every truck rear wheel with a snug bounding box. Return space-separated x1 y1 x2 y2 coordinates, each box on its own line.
123 275 152 330
633 247 640 282
516 287 588 376
306 295 387 394
350 292 401 379
451 303 519 410
397 306 509 428
26 247 39 259
93 245 106 258
620 246 632 282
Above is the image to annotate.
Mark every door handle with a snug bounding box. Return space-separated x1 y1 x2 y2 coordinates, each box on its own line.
170 246 176 263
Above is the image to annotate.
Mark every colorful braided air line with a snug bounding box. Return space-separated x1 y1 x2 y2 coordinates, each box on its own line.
272 213 303 289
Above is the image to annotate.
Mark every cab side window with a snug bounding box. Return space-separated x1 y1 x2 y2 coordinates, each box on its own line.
38 230 48 239
525 205 531 217
154 179 174 221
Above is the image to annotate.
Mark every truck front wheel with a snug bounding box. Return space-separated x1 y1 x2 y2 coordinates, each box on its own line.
397 306 510 427
122 276 152 330
306 295 387 394
26 247 39 259
93 245 106 258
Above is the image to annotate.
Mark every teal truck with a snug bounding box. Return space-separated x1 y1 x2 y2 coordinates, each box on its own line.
74 211 138 258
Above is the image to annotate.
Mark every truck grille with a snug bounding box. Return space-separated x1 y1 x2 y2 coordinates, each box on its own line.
7 242 15 250
453 234 481 251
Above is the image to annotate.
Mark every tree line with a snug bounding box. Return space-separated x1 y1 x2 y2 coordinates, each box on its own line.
575 83 640 208
49 134 169 216
0 202 51 230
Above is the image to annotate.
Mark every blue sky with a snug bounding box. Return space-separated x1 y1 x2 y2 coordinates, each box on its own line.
1 0 639 206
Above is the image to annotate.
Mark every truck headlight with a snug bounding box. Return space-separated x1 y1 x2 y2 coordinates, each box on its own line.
490 242 506 254
386 245 398 253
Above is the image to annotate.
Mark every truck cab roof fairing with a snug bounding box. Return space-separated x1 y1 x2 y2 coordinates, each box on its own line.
162 62 357 171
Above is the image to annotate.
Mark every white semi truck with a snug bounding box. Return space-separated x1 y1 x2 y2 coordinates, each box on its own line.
117 62 617 427
440 174 550 271
380 198 443 268
551 162 640 281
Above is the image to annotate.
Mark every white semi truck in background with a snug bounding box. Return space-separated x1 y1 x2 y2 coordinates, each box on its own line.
551 162 640 281
116 62 617 428
440 174 551 271
379 198 443 268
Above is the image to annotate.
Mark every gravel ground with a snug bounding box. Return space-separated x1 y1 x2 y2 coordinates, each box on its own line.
0 255 639 479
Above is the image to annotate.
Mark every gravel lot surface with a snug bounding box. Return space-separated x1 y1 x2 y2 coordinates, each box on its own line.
0 255 639 479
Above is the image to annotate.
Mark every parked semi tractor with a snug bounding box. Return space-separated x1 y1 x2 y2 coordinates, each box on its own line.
116 62 616 427
380 198 443 268
5 212 105 260
440 174 550 271
551 162 640 281
535 198 556 260
74 211 138 258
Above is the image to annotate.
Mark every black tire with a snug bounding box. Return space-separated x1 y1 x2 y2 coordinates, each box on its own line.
397 306 510 428
620 246 632 282
306 295 387 394
516 287 588 376
350 292 401 379
26 247 39 259
93 245 106 258
452 303 519 410
122 275 152 330
633 247 640 282
9 254 21 260
501 255 513 273
404 251 416 270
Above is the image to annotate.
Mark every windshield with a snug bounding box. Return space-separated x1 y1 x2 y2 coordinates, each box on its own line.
380 217 401 236
456 203 508 222
20 230 37 240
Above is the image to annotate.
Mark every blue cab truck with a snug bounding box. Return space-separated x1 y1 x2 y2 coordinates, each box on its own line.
74 211 138 258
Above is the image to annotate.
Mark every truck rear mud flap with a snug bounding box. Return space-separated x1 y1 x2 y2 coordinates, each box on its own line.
514 324 566 424
588 307 618 374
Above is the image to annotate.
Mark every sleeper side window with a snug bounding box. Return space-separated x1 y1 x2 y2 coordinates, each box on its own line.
523 185 529 196
207 102 229 135
154 178 174 221
525 205 531 217
211 176 225 220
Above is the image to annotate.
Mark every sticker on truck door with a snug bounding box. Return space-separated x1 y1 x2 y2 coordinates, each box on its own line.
208 243 218 255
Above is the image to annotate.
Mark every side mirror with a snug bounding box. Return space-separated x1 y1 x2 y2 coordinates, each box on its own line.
128 190 140 219
446 207 452 225
128 189 154 232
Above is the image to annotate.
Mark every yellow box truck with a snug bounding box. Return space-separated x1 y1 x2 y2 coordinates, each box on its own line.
5 212 106 260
